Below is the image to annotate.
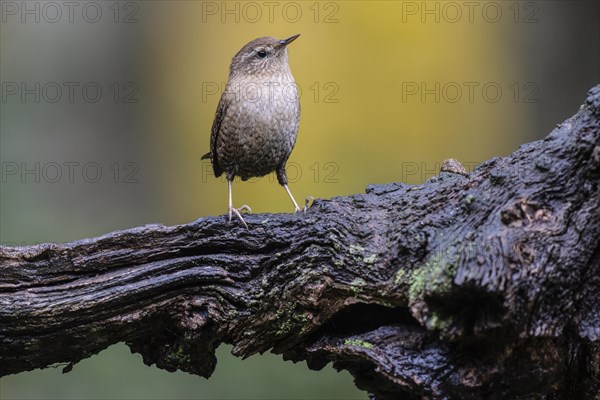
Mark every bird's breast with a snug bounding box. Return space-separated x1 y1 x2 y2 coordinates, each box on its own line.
220 73 300 179
229 74 299 129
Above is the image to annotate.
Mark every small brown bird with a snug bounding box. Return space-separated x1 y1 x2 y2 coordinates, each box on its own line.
202 34 302 228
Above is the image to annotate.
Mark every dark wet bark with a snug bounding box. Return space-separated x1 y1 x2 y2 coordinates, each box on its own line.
2 86 600 400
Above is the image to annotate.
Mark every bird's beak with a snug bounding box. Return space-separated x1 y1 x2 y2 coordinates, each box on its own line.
278 34 300 49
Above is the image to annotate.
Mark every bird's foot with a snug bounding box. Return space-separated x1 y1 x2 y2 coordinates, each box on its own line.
228 205 252 228
303 196 315 212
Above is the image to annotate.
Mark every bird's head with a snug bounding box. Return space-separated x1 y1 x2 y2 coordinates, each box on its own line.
229 34 300 77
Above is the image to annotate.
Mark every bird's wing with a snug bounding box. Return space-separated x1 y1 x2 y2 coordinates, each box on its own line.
206 94 230 177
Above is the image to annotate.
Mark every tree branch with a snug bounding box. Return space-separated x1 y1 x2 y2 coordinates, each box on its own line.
2 86 600 400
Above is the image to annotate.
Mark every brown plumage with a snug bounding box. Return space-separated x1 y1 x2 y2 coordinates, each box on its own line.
201 35 302 227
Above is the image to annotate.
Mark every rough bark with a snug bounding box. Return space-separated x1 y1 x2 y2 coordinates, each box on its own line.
1 86 600 400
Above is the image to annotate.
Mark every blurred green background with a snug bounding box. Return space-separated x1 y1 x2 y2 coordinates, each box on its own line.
1 1 598 399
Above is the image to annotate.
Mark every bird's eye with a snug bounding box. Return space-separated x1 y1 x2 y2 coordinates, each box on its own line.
257 50 267 58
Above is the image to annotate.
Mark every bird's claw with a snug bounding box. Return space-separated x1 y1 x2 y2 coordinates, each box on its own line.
303 196 315 212
238 205 252 214
228 205 252 228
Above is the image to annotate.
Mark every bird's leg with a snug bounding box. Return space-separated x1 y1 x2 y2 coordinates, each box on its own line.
277 166 301 213
228 179 251 228
283 184 301 213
